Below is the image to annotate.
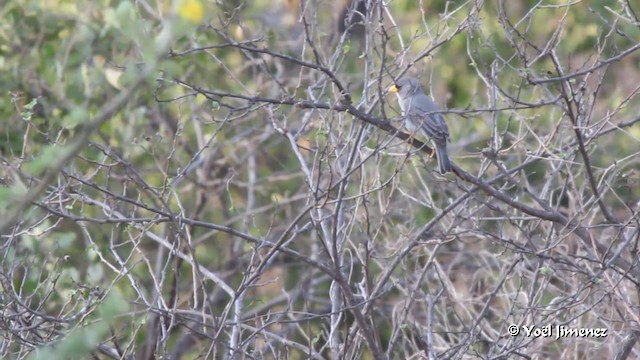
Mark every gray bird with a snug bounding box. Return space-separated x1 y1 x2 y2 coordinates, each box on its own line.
389 77 452 174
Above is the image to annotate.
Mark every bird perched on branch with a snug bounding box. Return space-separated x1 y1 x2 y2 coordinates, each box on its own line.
389 77 453 174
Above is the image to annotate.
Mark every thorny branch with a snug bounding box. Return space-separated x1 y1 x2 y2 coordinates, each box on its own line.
3 1 640 359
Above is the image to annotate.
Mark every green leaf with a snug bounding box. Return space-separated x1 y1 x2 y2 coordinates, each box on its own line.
539 267 553 276
342 40 351 54
24 98 38 110
21 110 32 121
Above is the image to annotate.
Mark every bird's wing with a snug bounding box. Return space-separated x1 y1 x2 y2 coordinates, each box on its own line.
407 95 450 144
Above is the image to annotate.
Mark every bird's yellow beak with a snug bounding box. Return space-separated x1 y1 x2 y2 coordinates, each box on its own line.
389 85 399 94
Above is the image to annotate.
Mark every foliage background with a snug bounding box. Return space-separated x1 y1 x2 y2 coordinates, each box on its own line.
1 0 639 359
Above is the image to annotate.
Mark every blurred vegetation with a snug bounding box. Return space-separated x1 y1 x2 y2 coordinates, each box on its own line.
1 0 639 358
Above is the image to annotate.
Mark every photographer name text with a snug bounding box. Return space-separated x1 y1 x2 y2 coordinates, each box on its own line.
507 324 607 340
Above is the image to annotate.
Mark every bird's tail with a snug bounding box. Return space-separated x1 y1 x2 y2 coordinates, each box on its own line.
435 144 452 174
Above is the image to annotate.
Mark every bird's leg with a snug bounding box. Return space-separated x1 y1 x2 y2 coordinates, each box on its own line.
407 131 435 158
428 144 436 159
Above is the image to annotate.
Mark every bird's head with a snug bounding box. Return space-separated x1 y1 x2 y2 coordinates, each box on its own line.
389 77 423 98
